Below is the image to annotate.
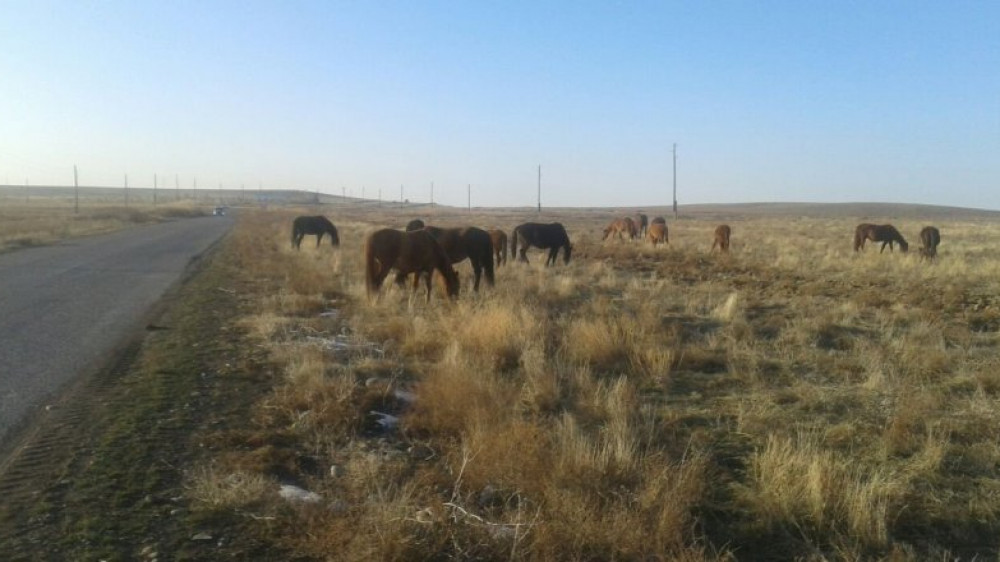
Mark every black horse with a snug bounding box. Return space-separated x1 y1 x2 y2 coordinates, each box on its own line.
292 216 340 249
405 219 425 232
853 223 908 253
511 222 572 266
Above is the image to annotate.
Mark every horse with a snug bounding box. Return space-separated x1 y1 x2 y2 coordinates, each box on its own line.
511 222 572 266
364 229 459 302
712 224 731 252
420 226 495 291
919 226 941 260
651 216 666 226
488 229 508 267
602 218 634 241
405 219 425 232
854 223 908 253
292 216 340 249
646 222 668 246
635 213 648 238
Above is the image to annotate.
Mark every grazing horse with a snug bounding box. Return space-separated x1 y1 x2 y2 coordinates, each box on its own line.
420 226 495 291
488 229 508 267
602 218 635 241
635 213 648 238
405 219 425 232
292 216 340 249
854 223 908 253
712 224 732 252
919 226 941 260
646 222 668 246
364 229 459 302
512 222 572 266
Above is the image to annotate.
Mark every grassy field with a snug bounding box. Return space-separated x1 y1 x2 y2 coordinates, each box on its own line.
175 203 1000 560
0 199 209 252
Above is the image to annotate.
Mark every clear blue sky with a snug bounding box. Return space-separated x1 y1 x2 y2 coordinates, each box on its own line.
1 1 997 209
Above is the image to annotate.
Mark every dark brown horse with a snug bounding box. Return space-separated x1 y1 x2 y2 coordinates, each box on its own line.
512 222 572 266
405 219 425 232
854 223 908 253
635 212 648 238
292 216 340 249
919 226 941 260
364 229 459 302
421 226 495 291
488 229 508 266
712 224 731 252
646 222 668 246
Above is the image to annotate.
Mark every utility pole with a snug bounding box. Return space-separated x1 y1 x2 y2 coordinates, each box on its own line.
672 143 678 219
537 165 541 214
74 165 79 214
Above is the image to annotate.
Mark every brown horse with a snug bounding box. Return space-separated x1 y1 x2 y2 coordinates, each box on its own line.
601 217 635 240
405 219 425 232
488 229 508 266
919 226 941 260
854 223 908 253
421 226 495 291
646 222 668 246
512 222 572 266
712 224 731 252
634 213 648 238
650 216 666 226
292 216 340 249
364 229 459 302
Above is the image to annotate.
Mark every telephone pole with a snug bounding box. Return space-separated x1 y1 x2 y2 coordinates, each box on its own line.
672 144 678 219
537 165 541 214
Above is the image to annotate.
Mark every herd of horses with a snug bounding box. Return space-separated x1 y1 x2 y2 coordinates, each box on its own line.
290 214 943 302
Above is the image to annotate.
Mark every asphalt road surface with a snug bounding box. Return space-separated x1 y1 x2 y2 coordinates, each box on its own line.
0 215 233 446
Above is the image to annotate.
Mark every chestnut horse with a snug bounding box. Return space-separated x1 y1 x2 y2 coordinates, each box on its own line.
712 224 732 252
364 229 459 302
405 219 425 232
421 226 495 291
646 222 668 246
512 222 572 266
919 226 941 260
488 229 508 266
603 217 638 241
292 216 340 249
854 223 908 253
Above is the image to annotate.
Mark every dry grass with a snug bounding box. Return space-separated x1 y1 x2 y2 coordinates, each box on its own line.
0 199 209 252
189 205 1000 560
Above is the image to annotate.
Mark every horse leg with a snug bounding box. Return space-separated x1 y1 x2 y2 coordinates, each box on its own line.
546 248 558 267
316 233 323 248
518 248 529 263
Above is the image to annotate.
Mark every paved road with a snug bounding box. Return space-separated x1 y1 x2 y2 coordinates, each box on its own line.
0 215 233 445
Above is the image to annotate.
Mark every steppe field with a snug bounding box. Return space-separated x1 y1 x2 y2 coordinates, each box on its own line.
5 199 1000 561
185 203 1000 561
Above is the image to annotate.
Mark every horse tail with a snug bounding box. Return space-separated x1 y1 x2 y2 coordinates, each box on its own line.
853 226 864 252
364 237 379 299
483 240 495 286
510 226 519 261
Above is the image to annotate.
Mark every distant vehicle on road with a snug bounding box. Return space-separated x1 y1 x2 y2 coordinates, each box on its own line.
213 206 227 216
